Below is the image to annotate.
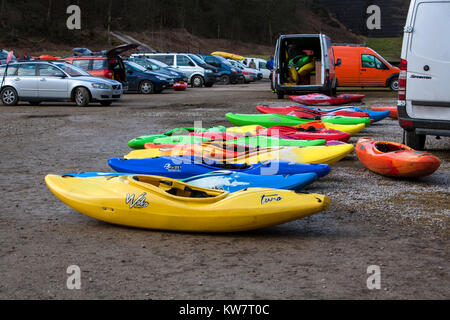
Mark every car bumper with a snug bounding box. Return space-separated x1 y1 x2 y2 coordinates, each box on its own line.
91 88 123 101
398 104 450 136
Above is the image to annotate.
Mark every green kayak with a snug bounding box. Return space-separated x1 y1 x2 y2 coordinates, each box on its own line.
128 126 226 149
153 136 212 145
226 113 370 128
233 136 326 148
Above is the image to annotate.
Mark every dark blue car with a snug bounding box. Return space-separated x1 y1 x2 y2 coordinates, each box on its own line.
124 61 175 94
201 55 244 85
128 57 188 83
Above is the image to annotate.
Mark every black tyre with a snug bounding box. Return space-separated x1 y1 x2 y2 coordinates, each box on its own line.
74 87 90 107
219 75 231 85
100 101 113 106
191 75 204 88
406 130 426 150
277 91 285 100
1 87 19 106
389 77 399 91
139 80 154 94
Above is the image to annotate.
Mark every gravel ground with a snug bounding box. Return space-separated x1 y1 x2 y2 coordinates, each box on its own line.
0 81 448 300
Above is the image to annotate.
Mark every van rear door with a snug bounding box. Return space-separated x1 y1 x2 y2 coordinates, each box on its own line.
406 1 450 120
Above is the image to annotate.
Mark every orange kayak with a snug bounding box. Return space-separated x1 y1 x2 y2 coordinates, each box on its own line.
371 107 398 119
356 138 441 178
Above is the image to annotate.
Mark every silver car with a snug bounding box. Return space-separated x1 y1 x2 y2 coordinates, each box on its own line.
0 61 123 106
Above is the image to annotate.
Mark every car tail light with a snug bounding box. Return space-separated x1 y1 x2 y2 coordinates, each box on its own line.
398 59 407 101
104 70 113 79
243 71 250 76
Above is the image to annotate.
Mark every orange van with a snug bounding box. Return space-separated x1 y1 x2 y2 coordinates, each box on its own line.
333 45 400 91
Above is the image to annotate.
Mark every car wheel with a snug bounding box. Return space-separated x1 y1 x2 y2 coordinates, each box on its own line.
220 75 231 85
389 77 399 91
139 80 154 94
1 87 19 106
100 101 113 106
191 75 204 88
406 130 426 150
74 87 90 107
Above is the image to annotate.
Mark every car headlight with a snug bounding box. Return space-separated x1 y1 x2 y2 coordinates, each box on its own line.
91 83 110 89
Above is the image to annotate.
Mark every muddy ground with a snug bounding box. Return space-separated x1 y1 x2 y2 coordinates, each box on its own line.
0 81 448 300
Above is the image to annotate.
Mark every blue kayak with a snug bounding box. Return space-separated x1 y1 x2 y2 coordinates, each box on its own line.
303 106 390 123
108 155 331 179
61 171 318 193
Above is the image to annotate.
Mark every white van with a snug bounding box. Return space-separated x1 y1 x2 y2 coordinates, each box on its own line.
272 34 338 99
243 57 270 79
399 0 450 149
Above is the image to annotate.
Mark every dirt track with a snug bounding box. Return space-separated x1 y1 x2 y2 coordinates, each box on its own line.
0 81 448 300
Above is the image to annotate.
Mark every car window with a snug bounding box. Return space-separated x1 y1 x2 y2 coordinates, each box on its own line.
151 55 174 66
72 59 91 71
0 64 19 76
17 64 36 76
54 62 91 76
38 65 65 77
177 56 194 67
362 54 387 69
0 51 7 59
92 59 108 71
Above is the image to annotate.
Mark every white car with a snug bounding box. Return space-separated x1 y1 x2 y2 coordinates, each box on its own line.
398 0 450 149
242 57 271 79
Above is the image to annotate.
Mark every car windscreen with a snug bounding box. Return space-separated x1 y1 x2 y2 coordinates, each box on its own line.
125 61 148 72
54 63 91 76
148 58 169 68
188 54 207 66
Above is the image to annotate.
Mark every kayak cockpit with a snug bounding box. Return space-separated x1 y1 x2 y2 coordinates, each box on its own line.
375 142 409 154
128 175 228 200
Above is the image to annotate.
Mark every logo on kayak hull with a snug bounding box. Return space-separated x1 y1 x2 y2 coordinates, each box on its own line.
126 193 149 209
261 194 283 205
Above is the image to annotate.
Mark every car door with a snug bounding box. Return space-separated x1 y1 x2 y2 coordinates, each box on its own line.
359 54 389 86
124 63 138 91
37 64 69 99
176 55 196 79
14 64 39 98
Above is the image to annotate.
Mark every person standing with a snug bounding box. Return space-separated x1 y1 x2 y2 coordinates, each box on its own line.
249 59 256 69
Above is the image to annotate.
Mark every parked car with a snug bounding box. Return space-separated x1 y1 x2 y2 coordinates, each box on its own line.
333 45 400 91
133 53 220 88
242 57 271 79
0 50 16 65
398 0 450 149
59 44 138 91
272 34 338 99
128 56 188 82
203 55 244 85
0 61 123 106
123 61 174 94
227 59 258 83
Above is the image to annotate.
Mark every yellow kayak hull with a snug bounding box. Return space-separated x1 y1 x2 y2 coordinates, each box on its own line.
227 123 365 136
125 144 355 166
45 175 330 233
210 51 245 61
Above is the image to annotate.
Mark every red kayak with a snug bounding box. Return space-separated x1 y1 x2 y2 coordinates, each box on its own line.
289 93 365 106
190 132 244 140
259 125 351 142
257 105 370 118
173 81 188 91
371 107 398 119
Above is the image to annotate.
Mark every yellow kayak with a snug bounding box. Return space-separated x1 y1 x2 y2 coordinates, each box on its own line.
125 144 355 166
211 51 245 61
227 123 365 136
45 175 330 233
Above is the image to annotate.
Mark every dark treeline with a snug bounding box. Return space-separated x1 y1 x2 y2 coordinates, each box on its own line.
0 0 358 46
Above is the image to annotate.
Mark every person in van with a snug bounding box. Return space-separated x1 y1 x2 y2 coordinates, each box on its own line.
249 59 256 69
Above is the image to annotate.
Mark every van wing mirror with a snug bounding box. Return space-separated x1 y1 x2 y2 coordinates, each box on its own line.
336 59 342 67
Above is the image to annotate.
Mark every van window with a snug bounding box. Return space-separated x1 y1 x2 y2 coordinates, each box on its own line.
362 54 387 69
152 55 174 66
72 59 91 71
177 56 194 67
411 2 450 62
259 62 267 70
92 59 108 71
17 64 36 76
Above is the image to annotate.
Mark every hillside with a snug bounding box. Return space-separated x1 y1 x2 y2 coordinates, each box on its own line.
1 0 364 58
